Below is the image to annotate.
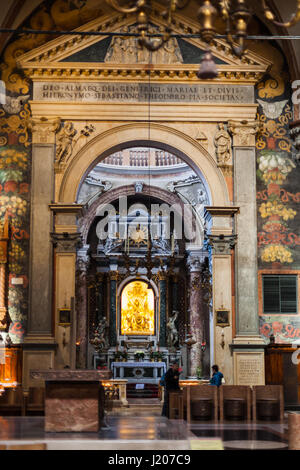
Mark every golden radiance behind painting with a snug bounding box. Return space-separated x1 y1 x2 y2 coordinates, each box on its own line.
121 281 155 335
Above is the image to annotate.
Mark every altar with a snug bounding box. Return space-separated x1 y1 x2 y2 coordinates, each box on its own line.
30 369 111 432
111 361 166 384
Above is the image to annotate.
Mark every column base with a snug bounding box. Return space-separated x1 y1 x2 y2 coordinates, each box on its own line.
22 335 57 389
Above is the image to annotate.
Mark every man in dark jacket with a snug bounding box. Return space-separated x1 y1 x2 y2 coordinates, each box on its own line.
161 362 180 417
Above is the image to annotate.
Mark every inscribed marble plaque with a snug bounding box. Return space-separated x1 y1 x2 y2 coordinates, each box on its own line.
234 352 265 386
33 82 254 103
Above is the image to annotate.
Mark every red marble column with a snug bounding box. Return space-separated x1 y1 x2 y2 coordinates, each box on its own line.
75 253 89 369
187 254 206 377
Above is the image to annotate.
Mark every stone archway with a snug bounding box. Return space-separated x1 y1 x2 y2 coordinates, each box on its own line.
57 122 229 207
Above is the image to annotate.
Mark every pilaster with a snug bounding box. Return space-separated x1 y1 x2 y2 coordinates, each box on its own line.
205 206 238 384
23 118 61 389
228 120 265 385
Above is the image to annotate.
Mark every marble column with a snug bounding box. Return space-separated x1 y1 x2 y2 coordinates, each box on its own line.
109 270 118 347
96 273 104 324
0 215 8 331
22 117 60 389
171 273 179 313
186 252 207 377
75 245 90 369
158 271 167 348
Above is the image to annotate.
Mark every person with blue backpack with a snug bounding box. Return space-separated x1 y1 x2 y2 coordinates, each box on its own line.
209 364 224 387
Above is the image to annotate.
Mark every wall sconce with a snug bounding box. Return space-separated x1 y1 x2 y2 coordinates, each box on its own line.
220 329 225 349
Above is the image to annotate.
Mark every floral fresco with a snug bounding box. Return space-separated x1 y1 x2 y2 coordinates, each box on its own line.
256 71 300 343
0 0 104 343
256 79 299 268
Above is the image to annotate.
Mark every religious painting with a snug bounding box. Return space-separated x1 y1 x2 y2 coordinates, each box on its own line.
58 308 71 326
216 309 230 327
120 280 155 336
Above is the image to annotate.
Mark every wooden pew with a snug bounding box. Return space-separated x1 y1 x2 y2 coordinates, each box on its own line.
186 385 218 423
219 385 251 421
0 388 23 416
252 385 284 421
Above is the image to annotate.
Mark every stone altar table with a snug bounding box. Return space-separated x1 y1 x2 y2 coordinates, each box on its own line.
30 369 111 432
111 361 166 384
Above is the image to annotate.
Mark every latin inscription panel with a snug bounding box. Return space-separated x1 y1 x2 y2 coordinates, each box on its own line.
234 352 265 386
33 82 254 103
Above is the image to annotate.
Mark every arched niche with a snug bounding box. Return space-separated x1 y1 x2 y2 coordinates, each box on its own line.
118 279 157 337
57 122 229 207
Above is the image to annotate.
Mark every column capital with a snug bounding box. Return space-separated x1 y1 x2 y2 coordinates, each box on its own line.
51 232 82 253
206 234 237 255
109 271 119 281
186 251 208 272
77 244 90 271
27 117 61 144
228 119 260 147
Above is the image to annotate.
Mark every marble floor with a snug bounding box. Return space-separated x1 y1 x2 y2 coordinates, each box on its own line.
0 411 289 450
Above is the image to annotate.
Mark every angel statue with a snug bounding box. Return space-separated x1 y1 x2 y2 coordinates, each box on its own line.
167 310 179 348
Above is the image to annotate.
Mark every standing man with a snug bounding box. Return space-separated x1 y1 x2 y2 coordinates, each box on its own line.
161 362 181 418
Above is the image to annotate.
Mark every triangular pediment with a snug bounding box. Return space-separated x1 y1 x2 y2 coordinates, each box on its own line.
17 4 272 83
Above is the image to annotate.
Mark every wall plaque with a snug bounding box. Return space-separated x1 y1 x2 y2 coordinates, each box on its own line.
33 82 254 104
234 352 265 386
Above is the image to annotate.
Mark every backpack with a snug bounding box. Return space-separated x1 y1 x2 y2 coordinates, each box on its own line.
159 373 165 386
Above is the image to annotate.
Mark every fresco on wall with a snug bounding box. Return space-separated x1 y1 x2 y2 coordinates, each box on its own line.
256 70 299 268
0 0 103 342
256 63 300 343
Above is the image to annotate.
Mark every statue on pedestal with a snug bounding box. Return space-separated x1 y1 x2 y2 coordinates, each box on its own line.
167 310 179 348
90 316 109 352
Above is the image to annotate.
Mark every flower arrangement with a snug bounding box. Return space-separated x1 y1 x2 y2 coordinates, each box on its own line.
150 351 164 361
261 245 293 263
257 150 295 185
134 351 145 361
113 351 124 361
259 200 296 221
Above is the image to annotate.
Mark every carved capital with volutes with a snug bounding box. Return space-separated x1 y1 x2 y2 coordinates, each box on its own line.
51 232 82 253
228 120 260 147
109 270 119 282
27 117 61 144
206 234 237 255
186 251 208 273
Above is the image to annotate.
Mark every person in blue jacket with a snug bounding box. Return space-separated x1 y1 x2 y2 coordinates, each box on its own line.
209 364 224 386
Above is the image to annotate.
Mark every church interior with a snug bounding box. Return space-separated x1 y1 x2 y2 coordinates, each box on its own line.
0 0 300 452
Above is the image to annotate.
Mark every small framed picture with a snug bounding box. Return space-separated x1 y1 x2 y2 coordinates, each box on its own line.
216 309 230 327
58 308 71 326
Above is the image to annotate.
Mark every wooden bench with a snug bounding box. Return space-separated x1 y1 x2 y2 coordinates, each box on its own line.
26 387 45 416
169 390 183 419
219 385 251 421
0 388 23 416
186 385 218 423
252 385 284 421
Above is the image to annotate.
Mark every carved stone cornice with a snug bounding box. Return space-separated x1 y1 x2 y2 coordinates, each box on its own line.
23 65 266 84
51 232 82 253
228 120 260 147
206 234 237 255
27 117 61 144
